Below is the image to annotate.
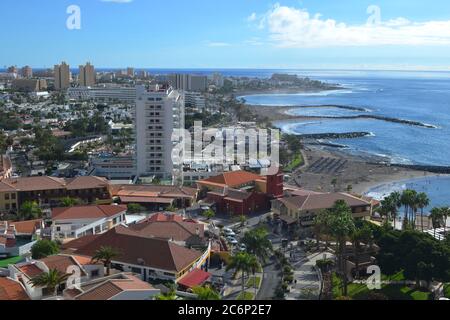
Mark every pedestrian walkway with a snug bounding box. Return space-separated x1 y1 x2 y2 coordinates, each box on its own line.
286 250 334 300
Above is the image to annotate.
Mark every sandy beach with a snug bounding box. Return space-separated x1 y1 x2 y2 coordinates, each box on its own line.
288 146 432 195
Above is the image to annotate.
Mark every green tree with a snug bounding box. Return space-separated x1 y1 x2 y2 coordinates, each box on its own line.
60 197 79 207
226 252 260 294
18 201 42 221
430 208 444 238
31 239 59 259
30 269 69 297
91 246 119 276
202 209 215 220
326 200 356 296
192 285 221 300
127 203 145 214
416 193 430 232
242 227 273 264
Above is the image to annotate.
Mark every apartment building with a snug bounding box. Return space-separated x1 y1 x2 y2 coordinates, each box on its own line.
79 62 96 87
135 85 184 181
168 74 208 92
11 79 47 92
54 62 71 90
67 86 136 103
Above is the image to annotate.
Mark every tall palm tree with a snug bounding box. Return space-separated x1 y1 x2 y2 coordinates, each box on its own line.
326 200 356 296
350 225 372 279
226 252 258 294
416 193 430 232
441 207 449 236
389 191 402 227
91 246 119 276
401 189 417 228
430 208 444 238
29 269 69 297
241 227 272 264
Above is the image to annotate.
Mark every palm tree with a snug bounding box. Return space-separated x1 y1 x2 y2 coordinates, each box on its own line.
241 227 272 264
313 209 331 249
401 189 417 228
441 207 449 236
18 201 42 221
390 191 402 226
226 252 258 294
192 285 221 300
350 225 372 279
416 193 430 232
91 246 119 276
29 269 69 297
326 200 355 296
430 208 444 238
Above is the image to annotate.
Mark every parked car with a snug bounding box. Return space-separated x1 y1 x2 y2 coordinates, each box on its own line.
227 237 238 245
224 230 236 237
239 244 247 251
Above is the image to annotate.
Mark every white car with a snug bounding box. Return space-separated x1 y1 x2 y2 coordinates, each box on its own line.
223 227 234 234
224 230 236 237
227 237 238 245
239 244 247 251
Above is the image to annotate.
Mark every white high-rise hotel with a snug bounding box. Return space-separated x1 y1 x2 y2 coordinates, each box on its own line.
135 85 184 182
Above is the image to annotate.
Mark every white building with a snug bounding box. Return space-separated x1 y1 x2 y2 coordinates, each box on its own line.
135 85 184 181
89 155 135 180
67 86 137 103
168 74 208 92
51 205 127 240
185 91 206 112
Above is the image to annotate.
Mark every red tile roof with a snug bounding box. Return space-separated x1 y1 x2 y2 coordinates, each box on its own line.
198 171 263 188
67 226 204 272
177 268 211 289
129 219 205 242
52 205 126 221
279 192 371 211
75 274 154 300
40 255 87 276
18 264 43 278
9 219 43 235
0 277 30 300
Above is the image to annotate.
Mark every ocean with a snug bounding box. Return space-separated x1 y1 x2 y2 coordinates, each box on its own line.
237 69 450 207
238 70 450 167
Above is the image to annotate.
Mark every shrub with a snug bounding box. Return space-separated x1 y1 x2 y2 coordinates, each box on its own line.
31 240 59 259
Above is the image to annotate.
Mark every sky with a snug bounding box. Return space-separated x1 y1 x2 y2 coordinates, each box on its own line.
1 0 450 70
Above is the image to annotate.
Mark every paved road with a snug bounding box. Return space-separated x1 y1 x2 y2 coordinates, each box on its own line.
256 257 280 300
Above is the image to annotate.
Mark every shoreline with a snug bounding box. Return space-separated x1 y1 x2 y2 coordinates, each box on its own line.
292 145 434 196
234 86 343 98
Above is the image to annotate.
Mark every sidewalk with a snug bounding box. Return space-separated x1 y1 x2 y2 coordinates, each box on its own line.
223 269 264 300
286 250 334 300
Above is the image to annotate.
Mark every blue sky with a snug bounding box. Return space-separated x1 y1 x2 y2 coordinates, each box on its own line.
1 0 450 70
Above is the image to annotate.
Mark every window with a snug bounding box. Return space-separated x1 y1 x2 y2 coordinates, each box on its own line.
131 267 142 274
11 193 16 200
4 194 9 200
91 270 99 277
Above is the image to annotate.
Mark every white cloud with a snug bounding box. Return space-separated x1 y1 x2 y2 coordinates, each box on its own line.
247 13 257 22
254 3 450 47
206 42 232 47
101 0 133 3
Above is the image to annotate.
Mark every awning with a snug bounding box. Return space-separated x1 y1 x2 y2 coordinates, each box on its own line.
178 269 211 289
119 196 174 204
279 214 297 225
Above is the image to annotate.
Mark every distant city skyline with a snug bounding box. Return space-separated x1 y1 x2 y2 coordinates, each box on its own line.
2 0 450 70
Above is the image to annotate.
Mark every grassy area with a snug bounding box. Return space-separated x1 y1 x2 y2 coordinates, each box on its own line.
246 276 261 288
0 256 23 268
332 272 432 300
284 152 304 172
237 291 255 300
444 283 450 299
